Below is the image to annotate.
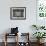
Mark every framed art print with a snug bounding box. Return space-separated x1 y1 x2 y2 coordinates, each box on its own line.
36 0 46 26
10 7 26 20
37 0 46 19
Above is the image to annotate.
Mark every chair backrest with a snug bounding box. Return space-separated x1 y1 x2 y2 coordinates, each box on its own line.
18 33 29 42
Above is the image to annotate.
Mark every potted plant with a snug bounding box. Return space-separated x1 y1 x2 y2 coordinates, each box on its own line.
33 32 46 43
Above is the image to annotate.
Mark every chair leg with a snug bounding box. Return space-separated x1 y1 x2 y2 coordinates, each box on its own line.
4 33 7 46
4 41 7 46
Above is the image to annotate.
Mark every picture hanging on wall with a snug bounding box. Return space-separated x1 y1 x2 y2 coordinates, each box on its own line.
10 7 26 20
37 0 46 18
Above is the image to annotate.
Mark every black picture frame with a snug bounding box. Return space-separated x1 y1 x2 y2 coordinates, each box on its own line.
10 7 26 20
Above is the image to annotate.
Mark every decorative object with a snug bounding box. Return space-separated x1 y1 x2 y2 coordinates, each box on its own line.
11 27 18 34
10 7 26 20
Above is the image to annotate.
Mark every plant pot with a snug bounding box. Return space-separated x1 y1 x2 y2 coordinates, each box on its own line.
40 38 45 43
37 39 45 44
37 39 40 43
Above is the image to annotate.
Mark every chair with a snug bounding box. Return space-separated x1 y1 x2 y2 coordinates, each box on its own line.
4 33 18 46
4 27 19 46
18 33 30 46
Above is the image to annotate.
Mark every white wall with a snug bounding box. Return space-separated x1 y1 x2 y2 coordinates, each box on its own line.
0 0 37 42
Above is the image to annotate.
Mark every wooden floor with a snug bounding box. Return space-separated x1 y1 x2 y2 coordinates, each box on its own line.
0 42 46 46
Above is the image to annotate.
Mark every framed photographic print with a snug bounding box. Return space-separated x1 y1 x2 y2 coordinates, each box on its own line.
10 7 26 20
36 0 46 26
37 0 46 19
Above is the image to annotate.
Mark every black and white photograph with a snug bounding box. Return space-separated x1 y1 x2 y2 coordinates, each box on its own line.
10 7 26 20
